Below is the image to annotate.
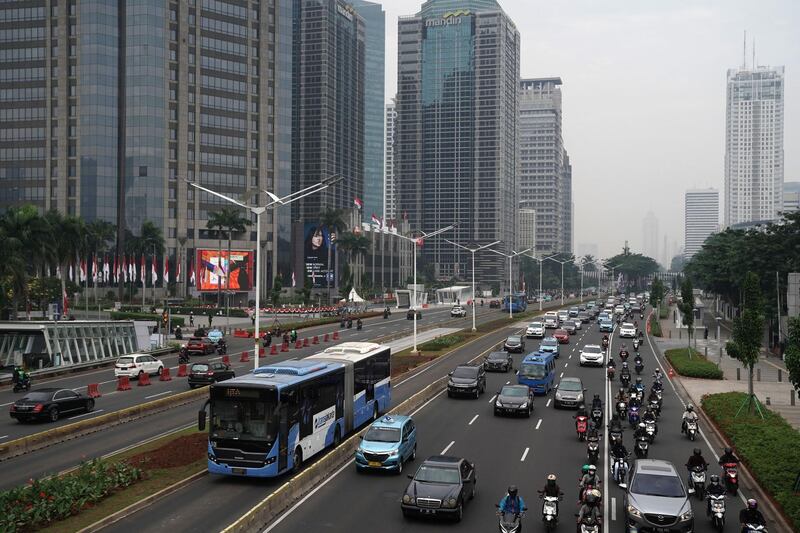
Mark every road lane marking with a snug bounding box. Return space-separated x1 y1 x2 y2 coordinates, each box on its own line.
559 372 563 378
505 381 510 385
535 419 542 429
520 447 529 461
441 440 455 454
564 363 568 368
67 409 104 420
468 414 479 425
0 401 12 407
489 394 497 404
0 435 8 440
144 390 173 400
546 398 551 407
611 497 616 520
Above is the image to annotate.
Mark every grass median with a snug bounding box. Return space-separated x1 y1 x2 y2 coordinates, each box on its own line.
701 392 800 531
665 347 723 379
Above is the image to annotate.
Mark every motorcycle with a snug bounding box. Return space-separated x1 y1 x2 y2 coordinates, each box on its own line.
178 347 190 365
383 309 390 319
601 338 609 350
578 514 601 533
616 400 627 420
743 523 767 533
648 399 661 418
707 493 726 532
346 319 353 329
606 366 616 381
612 455 629 487
495 505 526 533
685 420 698 441
619 350 629 362
688 465 706 499
12 376 31 393
721 463 738 495
628 405 640 428
590 408 603 429
632 338 640 350
609 429 623 447
634 359 644 375
634 434 649 458
644 421 657 443
356 320 363 330
216 341 227 356
539 494 561 531
620 372 631 388
587 438 600 464
575 415 589 441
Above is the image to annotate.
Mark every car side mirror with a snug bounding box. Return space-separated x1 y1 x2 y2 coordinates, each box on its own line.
407 474 414 479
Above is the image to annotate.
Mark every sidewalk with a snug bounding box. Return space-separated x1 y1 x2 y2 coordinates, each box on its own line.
655 306 799 430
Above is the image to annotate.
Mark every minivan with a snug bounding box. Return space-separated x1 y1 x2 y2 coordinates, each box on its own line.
518 352 556 394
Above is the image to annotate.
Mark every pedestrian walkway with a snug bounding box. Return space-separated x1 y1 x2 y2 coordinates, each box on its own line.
654 306 799 430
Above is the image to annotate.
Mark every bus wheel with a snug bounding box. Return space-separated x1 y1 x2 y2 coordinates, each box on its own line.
333 425 341 447
292 448 303 474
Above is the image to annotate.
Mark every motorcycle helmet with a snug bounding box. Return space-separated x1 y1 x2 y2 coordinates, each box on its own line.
747 499 758 510
622 362 629 368
686 404 694 412
593 394 600 401
547 474 557 486
724 447 732 455
585 491 599 505
507 485 518 498
587 465 597 474
638 422 646 429
709 474 721 485
693 448 702 457
582 464 590 475
618 388 625 396
636 377 643 384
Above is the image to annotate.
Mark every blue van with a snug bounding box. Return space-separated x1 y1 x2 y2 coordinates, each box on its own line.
355 414 417 474
518 352 556 395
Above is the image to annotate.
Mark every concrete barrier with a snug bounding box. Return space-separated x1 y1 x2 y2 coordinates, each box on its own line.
0 386 208 461
221 375 449 533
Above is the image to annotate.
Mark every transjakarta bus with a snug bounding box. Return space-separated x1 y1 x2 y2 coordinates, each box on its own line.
198 342 390 477
502 292 528 313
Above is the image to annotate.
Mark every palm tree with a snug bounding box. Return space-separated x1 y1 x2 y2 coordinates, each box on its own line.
0 223 27 313
44 210 86 316
319 208 347 302
207 207 251 325
336 232 369 289
85 220 116 298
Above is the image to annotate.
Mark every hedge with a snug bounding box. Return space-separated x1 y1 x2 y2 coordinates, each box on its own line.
649 314 663 337
665 347 722 379
419 334 467 352
0 459 142 532
109 311 185 328
702 392 800 531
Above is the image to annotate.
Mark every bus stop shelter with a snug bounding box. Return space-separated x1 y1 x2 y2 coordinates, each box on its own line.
435 286 472 305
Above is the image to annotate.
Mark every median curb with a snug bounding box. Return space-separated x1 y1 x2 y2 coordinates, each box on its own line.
0 386 208 462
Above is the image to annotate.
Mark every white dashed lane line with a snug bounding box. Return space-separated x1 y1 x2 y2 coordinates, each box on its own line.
520 447 530 461
468 414 479 426
546 398 552 407
489 394 497 404
535 419 542 430
441 441 455 454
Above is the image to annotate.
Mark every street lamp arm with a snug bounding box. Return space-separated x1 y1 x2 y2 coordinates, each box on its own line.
187 181 250 209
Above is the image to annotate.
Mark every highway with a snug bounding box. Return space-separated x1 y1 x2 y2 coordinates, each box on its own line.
253 307 751 533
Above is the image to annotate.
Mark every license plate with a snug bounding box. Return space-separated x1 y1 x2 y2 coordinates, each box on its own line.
368 461 382 467
422 509 435 515
231 468 246 475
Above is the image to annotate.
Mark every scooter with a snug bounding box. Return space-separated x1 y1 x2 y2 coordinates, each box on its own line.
722 463 739 495
601 338 609 350
606 366 615 381
356 320 363 330
634 434 649 458
216 341 227 356
688 466 706 499
707 493 726 532
616 400 627 420
634 359 644 374
632 338 640 350
495 505 526 533
628 405 640 428
578 514 601 533
685 420 698 441
620 372 631 388
743 523 767 533
383 309 390 319
12 376 31 393
539 493 561 531
590 407 603 429
586 437 600 464
178 347 190 365
644 421 657 443
612 455 629 487
609 429 623 447
575 415 589 441
648 399 661 418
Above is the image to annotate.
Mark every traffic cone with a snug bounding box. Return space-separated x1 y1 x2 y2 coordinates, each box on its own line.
177 364 188 377
303 338 310 347
312 336 319 344
240 351 250 362
159 367 172 381
324 333 330 342
270 344 278 355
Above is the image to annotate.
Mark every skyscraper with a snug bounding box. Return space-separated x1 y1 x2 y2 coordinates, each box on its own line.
0 1 290 297
724 65 785 226
685 189 719 259
384 101 397 220
351 1 385 221
396 0 520 286
518 78 571 255
642 211 659 260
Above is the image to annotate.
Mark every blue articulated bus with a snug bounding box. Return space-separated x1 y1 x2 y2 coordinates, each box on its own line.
502 293 528 313
518 352 556 395
200 342 391 478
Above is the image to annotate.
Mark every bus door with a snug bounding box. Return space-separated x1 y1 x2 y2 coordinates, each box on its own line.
278 403 289 472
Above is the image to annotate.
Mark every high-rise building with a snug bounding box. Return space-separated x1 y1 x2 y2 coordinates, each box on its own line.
384 100 397 219
291 0 364 224
685 188 719 259
724 65 785 226
518 77 572 255
0 1 290 298
396 0 520 286
516 208 536 255
351 1 385 221
642 211 659 260
783 181 800 214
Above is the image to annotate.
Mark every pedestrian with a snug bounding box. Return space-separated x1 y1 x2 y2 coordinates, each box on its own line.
704 326 708 340
208 312 213 327
251 312 255 326
189 311 194 327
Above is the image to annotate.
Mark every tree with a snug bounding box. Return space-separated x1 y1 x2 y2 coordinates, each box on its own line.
336 232 369 287
649 277 665 309
604 250 660 291
581 255 598 272
726 272 765 416
319 209 347 302
785 317 800 392
44 211 86 315
678 277 695 350
670 254 687 272
271 275 283 307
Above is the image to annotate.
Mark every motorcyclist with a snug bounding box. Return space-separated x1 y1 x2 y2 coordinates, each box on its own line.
539 474 563 514
614 387 628 404
634 352 643 366
739 499 766 533
681 404 699 434
591 394 602 412
606 357 616 369
498 485 526 515
633 421 648 444
718 447 740 467
356 318 363 330
290 329 298 342
647 387 660 405
610 441 629 481
576 490 602 531
652 368 663 382
641 407 657 432
574 403 589 419
601 334 609 346
174 325 183 340
686 448 709 487
579 465 600 500
618 345 629 360
706 474 726 516
609 414 623 435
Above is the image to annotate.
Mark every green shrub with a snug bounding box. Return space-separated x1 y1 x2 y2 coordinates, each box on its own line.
419 334 465 351
702 393 800 531
658 305 669 319
0 459 142 532
665 348 722 379
649 314 663 337
109 312 185 328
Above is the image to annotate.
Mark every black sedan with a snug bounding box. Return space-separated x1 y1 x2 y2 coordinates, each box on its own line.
407 309 422 320
10 388 95 423
483 351 513 372
503 335 526 353
493 385 533 417
188 362 235 388
401 455 476 521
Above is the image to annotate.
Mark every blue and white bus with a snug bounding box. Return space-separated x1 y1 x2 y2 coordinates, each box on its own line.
502 293 528 313
199 342 391 478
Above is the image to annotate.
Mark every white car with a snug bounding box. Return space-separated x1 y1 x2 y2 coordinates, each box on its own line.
114 354 165 379
544 312 559 328
614 305 625 315
450 305 467 317
619 322 637 338
526 321 545 338
557 311 569 323
579 344 605 366
572 319 582 331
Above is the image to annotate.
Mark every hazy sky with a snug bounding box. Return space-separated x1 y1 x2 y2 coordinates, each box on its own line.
372 0 799 261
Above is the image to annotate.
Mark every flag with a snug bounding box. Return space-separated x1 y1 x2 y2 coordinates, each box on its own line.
189 263 195 286
92 255 98 284
103 257 110 283
122 257 128 283
176 258 182 283
79 259 86 283
69 263 74 283
353 197 363 209
151 256 158 284
163 256 169 284
371 213 381 226
415 237 424 248
62 287 69 317
291 271 296 287
201 257 225 279
56 265 61 279
140 254 145 285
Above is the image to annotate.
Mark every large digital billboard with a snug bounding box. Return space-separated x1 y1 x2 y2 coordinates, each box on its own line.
303 223 336 288
197 250 253 292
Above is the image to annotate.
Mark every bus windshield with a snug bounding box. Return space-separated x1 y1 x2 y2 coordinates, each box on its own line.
211 397 277 443
521 363 548 380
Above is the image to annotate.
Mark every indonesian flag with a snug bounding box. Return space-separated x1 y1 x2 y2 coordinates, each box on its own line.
371 213 381 227
69 263 74 282
79 259 87 283
292 271 296 287
354 197 363 209
122 257 128 283
140 254 145 285
103 257 110 283
189 264 196 286
93 255 99 284
176 258 182 283
163 256 169 284
151 256 158 284
112 256 117 284
130 256 136 282
62 287 69 317
415 237 424 248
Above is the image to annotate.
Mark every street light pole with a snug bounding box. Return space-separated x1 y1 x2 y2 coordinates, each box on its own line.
445 239 500 332
487 247 531 320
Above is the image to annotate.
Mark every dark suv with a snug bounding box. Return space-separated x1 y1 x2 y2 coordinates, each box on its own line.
447 364 486 399
188 362 235 388
401 455 476 522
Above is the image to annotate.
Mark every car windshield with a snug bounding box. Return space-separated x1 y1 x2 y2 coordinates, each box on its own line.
623 323 634 328
601 321 612 326
452 367 477 379
542 339 557 347
501 386 528 397
521 363 547 379
191 364 210 372
22 392 54 401
211 398 276 443
507 336 521 343
364 426 401 443
530 322 542 328
488 352 507 361
631 473 686 498
117 357 134 364
559 380 582 391
414 465 461 484
583 346 602 354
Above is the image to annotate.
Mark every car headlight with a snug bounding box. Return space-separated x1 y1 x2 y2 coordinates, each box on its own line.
444 498 457 508
389 450 400 458
577 394 584 403
496 400 503 407
627 504 641 518
403 494 414 504
519 402 528 408
680 509 693 521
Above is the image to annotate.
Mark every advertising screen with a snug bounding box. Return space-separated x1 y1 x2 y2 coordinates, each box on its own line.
303 223 336 288
197 250 253 291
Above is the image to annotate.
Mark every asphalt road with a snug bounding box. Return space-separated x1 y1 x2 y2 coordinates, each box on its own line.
260 307 753 533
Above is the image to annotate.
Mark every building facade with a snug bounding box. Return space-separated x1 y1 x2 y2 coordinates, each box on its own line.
518 77 572 255
351 0 384 222
724 65 785 227
0 0 292 301
783 181 800 214
684 188 719 259
396 0 520 287
383 100 396 220
516 208 536 254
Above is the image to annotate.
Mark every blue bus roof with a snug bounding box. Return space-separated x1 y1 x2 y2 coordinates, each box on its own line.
522 352 554 364
215 359 346 390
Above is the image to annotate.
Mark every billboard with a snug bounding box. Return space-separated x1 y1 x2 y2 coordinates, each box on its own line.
303 223 336 288
197 250 253 292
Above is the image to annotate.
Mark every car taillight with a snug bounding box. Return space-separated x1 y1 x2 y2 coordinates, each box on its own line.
33 404 44 413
